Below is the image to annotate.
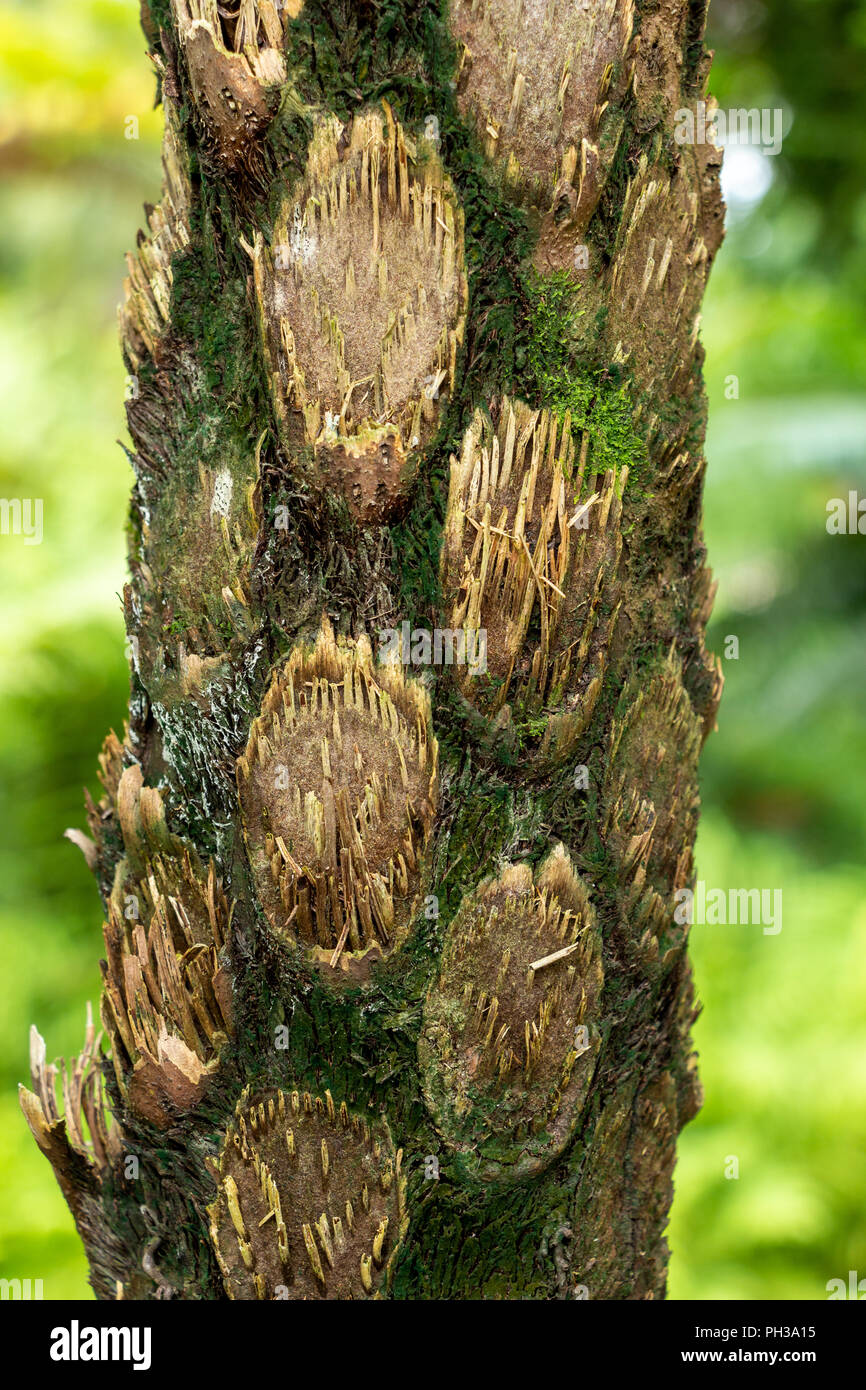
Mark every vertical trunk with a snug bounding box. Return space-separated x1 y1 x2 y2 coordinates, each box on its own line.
23 0 723 1300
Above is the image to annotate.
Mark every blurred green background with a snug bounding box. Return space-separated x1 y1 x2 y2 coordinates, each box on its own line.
0 0 863 1300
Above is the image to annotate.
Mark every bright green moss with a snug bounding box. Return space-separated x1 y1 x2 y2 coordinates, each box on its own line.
525 269 650 493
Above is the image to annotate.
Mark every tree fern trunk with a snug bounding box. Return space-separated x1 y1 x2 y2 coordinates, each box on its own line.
22 0 723 1300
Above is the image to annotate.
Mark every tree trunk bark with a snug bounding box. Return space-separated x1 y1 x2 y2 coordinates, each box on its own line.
22 0 724 1300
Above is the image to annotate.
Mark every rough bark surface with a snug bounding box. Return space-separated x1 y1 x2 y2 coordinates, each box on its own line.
22 0 724 1300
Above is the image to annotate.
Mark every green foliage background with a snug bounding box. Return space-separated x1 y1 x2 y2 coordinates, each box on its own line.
0 0 863 1300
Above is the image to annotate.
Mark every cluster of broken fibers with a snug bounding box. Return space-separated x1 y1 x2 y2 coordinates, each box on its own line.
21 0 723 1298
